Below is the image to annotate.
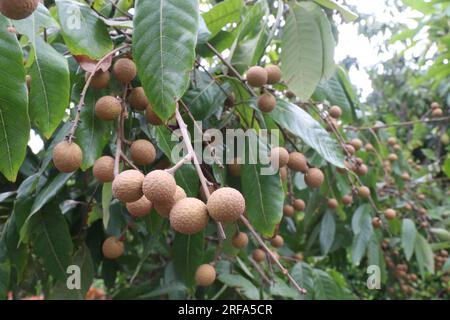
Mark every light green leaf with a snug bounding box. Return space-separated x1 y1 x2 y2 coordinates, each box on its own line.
102 182 112 230
313 0 358 22
320 211 336 254
202 0 244 38
351 204 373 265
414 233 435 277
218 274 259 300
402 218 417 260
172 233 204 288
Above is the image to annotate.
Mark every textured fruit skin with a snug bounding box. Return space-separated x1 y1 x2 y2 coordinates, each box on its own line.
365 143 374 151
304 168 324 188
345 144 355 155
257 93 276 112
265 65 282 84
95 96 122 121
207 187 245 223
112 170 144 203
283 204 294 217
388 153 398 161
86 70 110 90
232 232 249 249
0 0 39 20
195 264 216 286
270 147 289 168
358 186 371 198
372 217 382 229
431 108 443 118
329 105 342 119
246 66 268 87
102 236 124 259
113 58 137 84
385 208 396 220
271 235 284 248
356 164 368 176
170 198 209 234
327 198 339 209
342 194 353 206
130 139 156 166
143 170 177 204
53 141 83 173
253 249 266 262
293 199 305 211
387 137 396 146
154 185 186 218
126 196 152 218
145 105 163 125
287 152 308 172
350 138 363 151
128 87 149 111
93 156 115 182
431 102 440 110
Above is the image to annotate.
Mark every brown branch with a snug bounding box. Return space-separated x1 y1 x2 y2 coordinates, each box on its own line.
345 116 450 131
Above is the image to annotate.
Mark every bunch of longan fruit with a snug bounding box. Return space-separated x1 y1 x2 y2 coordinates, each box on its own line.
245 65 282 113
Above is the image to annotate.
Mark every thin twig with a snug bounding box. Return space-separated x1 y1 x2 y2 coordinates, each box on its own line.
345 116 449 131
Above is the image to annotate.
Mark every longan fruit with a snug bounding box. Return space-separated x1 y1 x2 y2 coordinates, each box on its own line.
304 168 324 188
86 70 110 90
350 138 363 151
326 117 339 131
345 144 356 156
265 65 282 84
128 87 149 111
372 217 382 229
342 194 353 206
142 170 176 204
102 236 124 259
431 108 443 118
283 204 294 217
293 199 305 211
154 185 186 218
388 153 398 161
393 144 401 151
257 92 276 113
401 172 410 181
53 140 83 173
270 147 289 168
126 196 152 218
327 198 338 209
207 187 245 223
404 203 412 211
384 208 396 220
228 158 241 177
112 169 144 203
329 105 342 119
271 235 284 248
232 232 249 249
130 139 156 166
145 105 163 125
93 155 115 182
0 0 39 20
387 137 397 146
113 58 137 84
95 96 122 121
365 143 374 151
252 248 266 263
170 198 209 234
195 264 216 286
431 102 440 110
356 164 368 176
246 66 268 87
358 186 371 198
287 152 308 173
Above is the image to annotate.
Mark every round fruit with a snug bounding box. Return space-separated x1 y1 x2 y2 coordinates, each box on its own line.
345 144 356 155
404 203 412 211
130 139 156 166
257 92 276 112
441 133 449 145
270 147 289 168
207 187 245 223
86 70 110 90
326 118 339 131
228 158 241 177
401 172 410 181
283 204 294 217
113 58 137 84
95 96 122 121
271 235 284 248
393 144 401 151
170 198 208 234
431 102 440 110
126 196 152 218
265 65 282 84
93 156 115 182
358 186 371 198
145 105 164 125
143 170 177 204
53 141 83 173
329 105 342 119
384 208 396 220
327 198 338 209
195 264 216 286
388 153 398 162
112 170 144 203
287 152 308 173
246 66 268 87
342 194 353 206
350 138 363 151
304 168 324 188
232 232 249 249
372 217 382 229
102 236 124 259
0 0 39 20
294 253 304 261
154 185 186 218
387 137 397 146
252 248 266 263
128 87 148 111
431 108 443 118
365 143 374 151
293 199 305 211
356 164 368 176
279 166 287 181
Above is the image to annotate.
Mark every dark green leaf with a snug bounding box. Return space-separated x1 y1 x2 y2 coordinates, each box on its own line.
402 218 417 260
218 274 259 300
172 233 204 287
414 233 435 277
320 211 336 254
30 172 73 215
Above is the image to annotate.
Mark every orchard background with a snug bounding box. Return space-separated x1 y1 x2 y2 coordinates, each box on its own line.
0 0 449 300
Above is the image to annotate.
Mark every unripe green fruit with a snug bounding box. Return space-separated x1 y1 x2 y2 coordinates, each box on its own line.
441 133 449 145
53 141 83 173
130 139 156 166
195 264 216 286
126 196 152 218
112 170 144 203
271 235 284 248
232 232 249 249
207 187 245 223
265 65 282 84
0 0 39 20
304 168 324 188
170 198 209 234
102 236 124 259
128 87 149 111
246 66 268 87
93 156 115 182
143 170 176 204
95 96 122 121
257 92 276 113
287 152 308 173
270 147 289 168
113 58 137 84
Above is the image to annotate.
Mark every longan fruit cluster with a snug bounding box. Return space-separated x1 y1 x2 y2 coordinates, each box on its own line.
245 65 282 113
430 102 443 118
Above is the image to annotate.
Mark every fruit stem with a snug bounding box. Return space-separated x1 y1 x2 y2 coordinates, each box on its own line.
345 116 449 131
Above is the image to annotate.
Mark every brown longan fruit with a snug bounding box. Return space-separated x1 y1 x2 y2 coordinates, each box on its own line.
393 144 401 151
112 169 144 203
93 156 115 182
252 248 266 263
130 139 156 166
431 102 440 110
0 0 39 20
86 70 110 90
372 217 382 229
293 252 304 261
365 143 374 151
195 264 216 286
95 96 122 121
145 105 163 125
271 235 284 248
246 66 268 87
327 198 338 209
102 236 124 259
326 117 339 131
350 138 363 151
287 152 308 173
345 144 356 156
342 194 353 206
404 203 412 211
388 153 398 162
113 58 137 84
329 105 342 119
207 187 245 223
126 196 152 218
128 87 149 111
431 108 443 118
257 92 276 113
232 232 249 249
293 199 305 211
356 164 368 176
53 141 83 173
142 170 176 204
358 186 371 198
401 172 410 181
270 147 289 168
385 209 396 220
170 198 209 234
283 204 294 217
154 185 186 218
304 168 324 188
279 166 287 182
265 65 282 84
387 137 397 146
228 158 241 177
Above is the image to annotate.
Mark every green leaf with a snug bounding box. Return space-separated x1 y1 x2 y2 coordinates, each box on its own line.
28 203 73 282
430 228 450 242
313 0 358 22
102 182 112 230
269 100 344 168
175 165 199 198
13 4 58 40
0 16 30 182
202 0 244 38
0 261 10 299
56 0 113 59
133 0 199 120
351 204 373 265
320 211 336 254
401 218 417 260
443 156 450 178
414 233 435 277
218 274 260 300
172 233 204 288
30 172 73 215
